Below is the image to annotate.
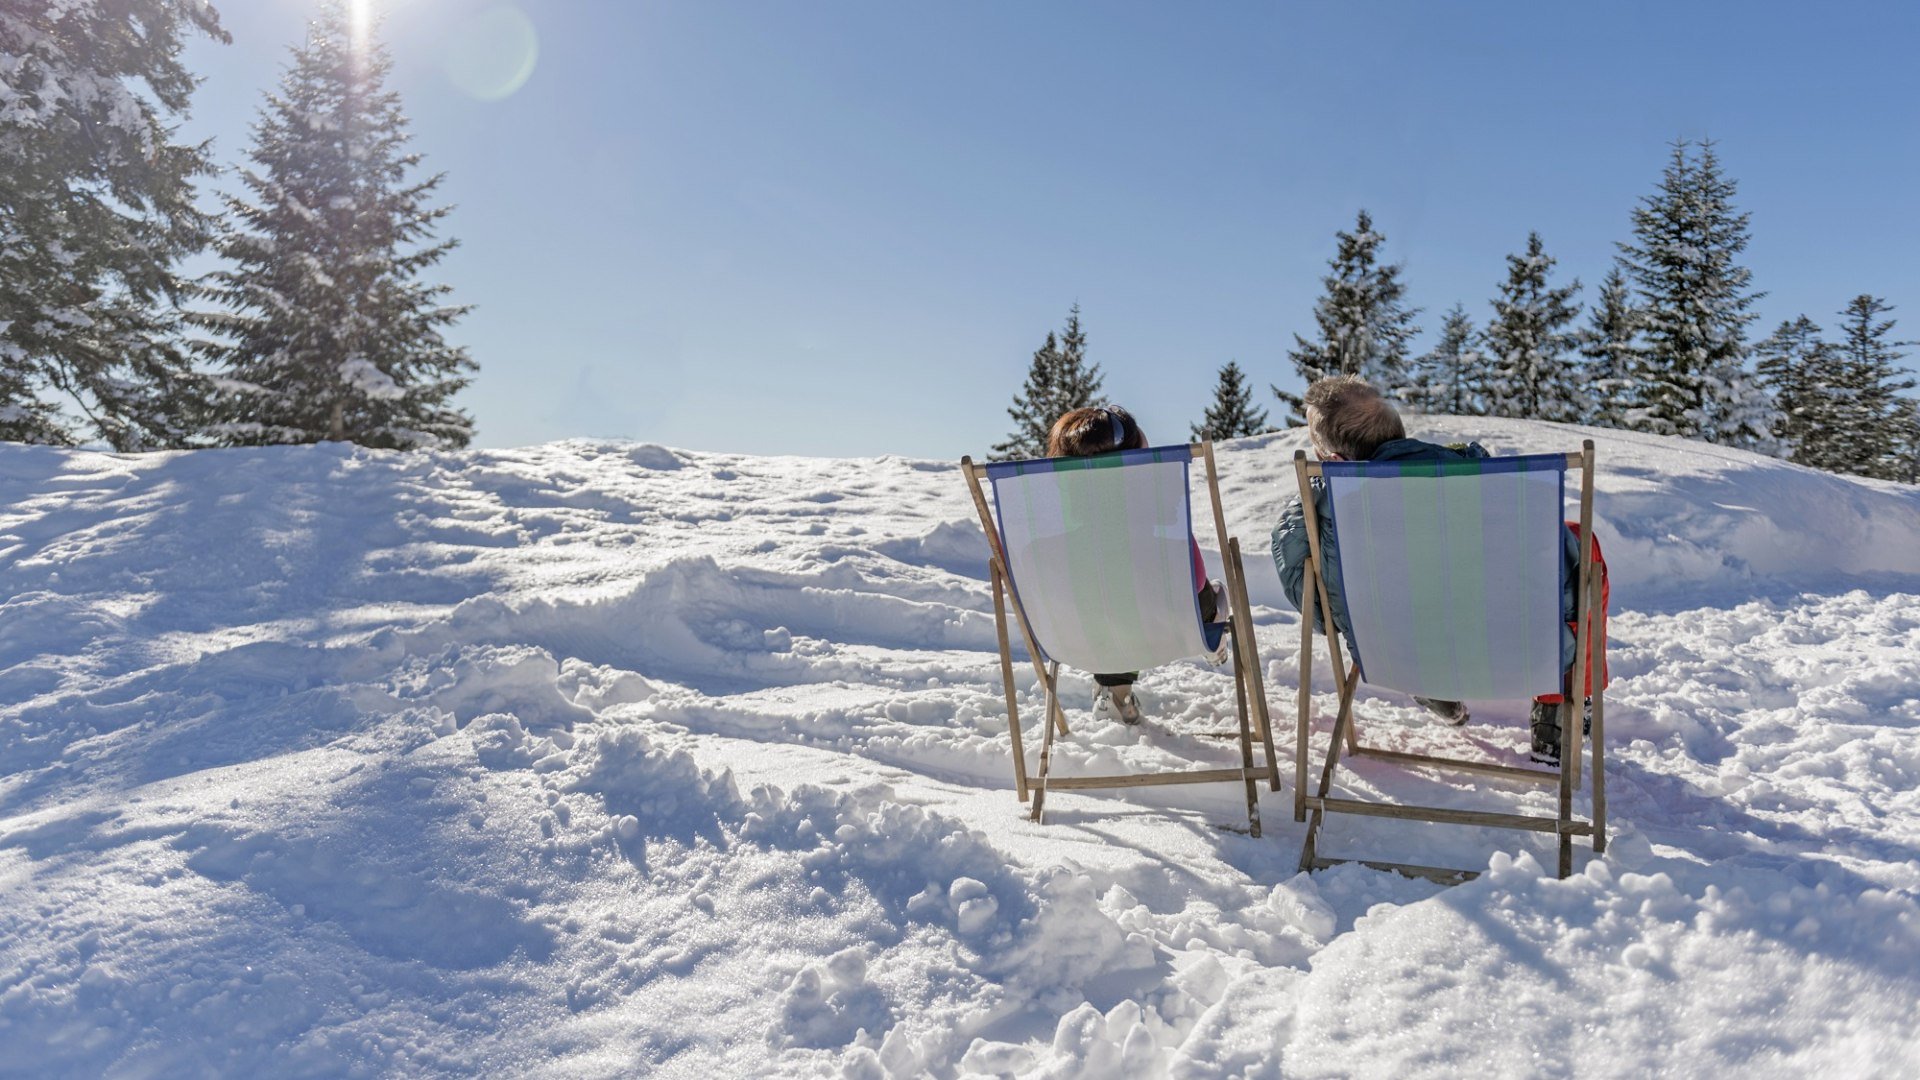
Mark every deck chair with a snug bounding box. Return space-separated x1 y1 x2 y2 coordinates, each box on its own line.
1293 440 1608 882
960 443 1280 835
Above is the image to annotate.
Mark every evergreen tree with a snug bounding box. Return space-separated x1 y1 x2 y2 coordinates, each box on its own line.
0 0 230 448
1892 397 1920 485
1192 361 1270 440
992 332 1063 461
188 2 475 448
1404 304 1485 416
1831 294 1917 480
1753 316 1840 468
1578 264 1644 428
1482 232 1583 422
1617 139 1775 447
1053 303 1103 415
991 304 1104 460
1275 210 1420 424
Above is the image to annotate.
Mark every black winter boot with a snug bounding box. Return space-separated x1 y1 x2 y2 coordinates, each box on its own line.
1529 699 1592 765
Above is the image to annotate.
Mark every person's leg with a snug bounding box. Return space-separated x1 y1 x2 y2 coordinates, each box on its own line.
1093 672 1144 724
1533 528 1610 762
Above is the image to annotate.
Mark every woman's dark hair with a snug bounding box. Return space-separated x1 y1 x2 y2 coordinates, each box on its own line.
1048 405 1148 458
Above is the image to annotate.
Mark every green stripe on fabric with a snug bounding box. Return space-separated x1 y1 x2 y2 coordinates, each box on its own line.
1397 474 1454 695
1514 464 1536 689
1442 475 1492 697
1059 468 1134 662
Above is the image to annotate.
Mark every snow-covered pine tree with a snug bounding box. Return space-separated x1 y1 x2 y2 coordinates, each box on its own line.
1275 210 1420 424
1752 316 1840 468
0 0 230 448
1832 294 1917 480
1578 264 1644 428
1617 140 1775 447
1893 397 1920 485
1192 361 1270 440
188 2 475 449
991 306 1104 460
992 332 1063 461
1482 232 1583 422
1053 303 1104 415
1403 304 1485 416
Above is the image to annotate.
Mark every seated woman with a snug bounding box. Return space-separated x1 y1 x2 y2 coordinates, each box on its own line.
1046 405 1228 726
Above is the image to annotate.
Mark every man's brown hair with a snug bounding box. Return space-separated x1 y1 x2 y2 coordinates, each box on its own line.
1303 375 1405 460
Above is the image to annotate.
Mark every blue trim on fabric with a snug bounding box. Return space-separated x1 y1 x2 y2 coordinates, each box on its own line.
988 477 1051 666
982 443 1196 481
1319 453 1570 479
1319 477 1367 682
1557 468 1568 688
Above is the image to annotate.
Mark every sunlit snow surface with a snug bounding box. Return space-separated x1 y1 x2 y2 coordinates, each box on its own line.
2 418 1918 1077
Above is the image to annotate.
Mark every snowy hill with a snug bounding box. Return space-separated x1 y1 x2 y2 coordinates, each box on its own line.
2 418 1918 1077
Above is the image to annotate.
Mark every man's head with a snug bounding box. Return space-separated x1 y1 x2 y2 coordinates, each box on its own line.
1303 375 1405 461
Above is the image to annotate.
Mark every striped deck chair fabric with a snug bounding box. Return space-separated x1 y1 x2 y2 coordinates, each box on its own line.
1321 454 1568 701
985 446 1218 676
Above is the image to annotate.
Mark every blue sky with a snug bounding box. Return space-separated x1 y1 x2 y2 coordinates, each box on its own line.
180 1 1920 457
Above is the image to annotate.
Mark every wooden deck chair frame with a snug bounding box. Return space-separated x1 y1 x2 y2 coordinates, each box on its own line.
960 442 1280 836
1293 439 1608 883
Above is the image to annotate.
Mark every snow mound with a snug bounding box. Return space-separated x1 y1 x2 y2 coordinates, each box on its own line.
1217 417 1920 605
2 421 1917 1076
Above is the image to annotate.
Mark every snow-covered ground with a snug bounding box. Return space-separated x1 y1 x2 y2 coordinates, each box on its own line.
2 417 1918 1078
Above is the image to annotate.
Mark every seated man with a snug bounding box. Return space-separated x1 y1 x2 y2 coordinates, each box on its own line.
1270 375 1604 763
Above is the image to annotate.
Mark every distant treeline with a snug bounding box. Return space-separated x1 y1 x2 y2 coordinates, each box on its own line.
996 141 1920 485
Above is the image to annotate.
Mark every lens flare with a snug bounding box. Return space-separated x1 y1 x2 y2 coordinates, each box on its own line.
347 0 373 62
441 5 539 103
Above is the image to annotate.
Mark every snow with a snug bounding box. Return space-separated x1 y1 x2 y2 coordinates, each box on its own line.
1 418 1918 1077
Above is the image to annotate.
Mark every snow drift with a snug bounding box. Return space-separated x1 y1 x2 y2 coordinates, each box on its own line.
1 419 1917 1077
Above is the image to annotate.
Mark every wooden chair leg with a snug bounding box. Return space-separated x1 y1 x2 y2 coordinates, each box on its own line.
1590 568 1608 854
1233 648 1260 838
1334 649 1360 755
1557 668 1576 879
1031 663 1061 823
1227 539 1280 791
1561 439 1596 878
1296 574 1316 822
990 562 1028 802
1330 665 1360 768
1301 665 1360 870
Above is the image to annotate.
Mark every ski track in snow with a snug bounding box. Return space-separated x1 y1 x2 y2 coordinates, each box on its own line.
1 419 1918 1077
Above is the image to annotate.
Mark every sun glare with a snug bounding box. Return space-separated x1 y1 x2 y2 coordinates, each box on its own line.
346 0 373 61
